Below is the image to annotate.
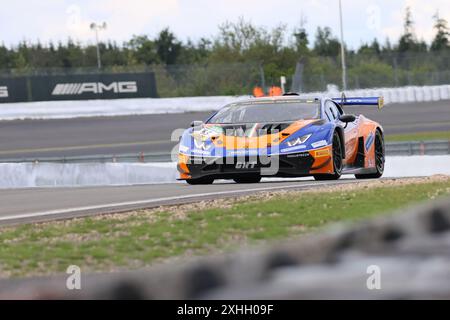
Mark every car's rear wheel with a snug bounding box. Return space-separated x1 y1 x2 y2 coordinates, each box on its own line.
186 177 215 185
314 131 343 181
233 175 262 184
355 130 385 179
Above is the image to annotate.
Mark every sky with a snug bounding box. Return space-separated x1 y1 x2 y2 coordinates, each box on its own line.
1 0 449 49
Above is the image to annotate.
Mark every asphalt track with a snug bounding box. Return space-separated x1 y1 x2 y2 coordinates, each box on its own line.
0 100 449 160
0 178 369 226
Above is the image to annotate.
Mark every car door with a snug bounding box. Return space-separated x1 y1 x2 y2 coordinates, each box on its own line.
326 101 358 161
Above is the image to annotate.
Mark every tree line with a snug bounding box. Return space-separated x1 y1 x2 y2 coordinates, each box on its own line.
0 7 449 95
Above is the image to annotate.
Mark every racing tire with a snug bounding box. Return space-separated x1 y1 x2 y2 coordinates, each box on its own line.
313 131 343 181
355 130 385 179
185 177 215 185
233 175 262 184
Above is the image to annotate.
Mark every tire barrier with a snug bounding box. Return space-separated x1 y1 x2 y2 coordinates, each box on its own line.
0 195 449 299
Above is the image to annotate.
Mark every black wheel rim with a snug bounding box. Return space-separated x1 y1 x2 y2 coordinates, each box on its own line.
375 134 385 173
333 134 343 174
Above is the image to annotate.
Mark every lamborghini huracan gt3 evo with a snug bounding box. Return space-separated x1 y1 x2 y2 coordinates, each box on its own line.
177 95 385 185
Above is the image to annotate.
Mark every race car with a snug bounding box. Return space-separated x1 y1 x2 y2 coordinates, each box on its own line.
177 94 385 185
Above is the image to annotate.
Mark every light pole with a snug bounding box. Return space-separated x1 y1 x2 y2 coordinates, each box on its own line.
338 0 347 91
90 22 107 69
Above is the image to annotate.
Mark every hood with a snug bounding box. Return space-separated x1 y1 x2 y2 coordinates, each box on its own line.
186 120 320 151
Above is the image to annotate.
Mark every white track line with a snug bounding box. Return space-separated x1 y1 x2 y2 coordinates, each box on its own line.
0 181 343 222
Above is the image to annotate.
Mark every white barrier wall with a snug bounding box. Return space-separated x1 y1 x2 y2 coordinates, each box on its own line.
300 85 450 105
0 162 178 188
1 156 449 189
0 85 449 121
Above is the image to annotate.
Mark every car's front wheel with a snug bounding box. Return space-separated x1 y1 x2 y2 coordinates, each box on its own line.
314 131 343 181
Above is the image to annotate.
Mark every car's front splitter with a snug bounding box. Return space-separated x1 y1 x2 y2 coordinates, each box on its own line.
177 145 334 180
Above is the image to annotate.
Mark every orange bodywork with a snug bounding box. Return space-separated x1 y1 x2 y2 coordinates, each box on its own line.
178 153 190 175
343 115 380 169
207 120 317 150
309 145 334 174
360 118 379 169
178 111 383 180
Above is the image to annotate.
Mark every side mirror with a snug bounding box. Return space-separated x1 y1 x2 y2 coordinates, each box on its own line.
190 120 204 127
339 114 356 123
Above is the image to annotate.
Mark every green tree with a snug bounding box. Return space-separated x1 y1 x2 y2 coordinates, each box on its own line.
313 27 340 56
293 26 309 55
398 7 427 52
127 35 160 65
358 39 381 55
431 11 449 51
398 7 415 52
0 43 12 69
177 38 211 64
155 28 182 65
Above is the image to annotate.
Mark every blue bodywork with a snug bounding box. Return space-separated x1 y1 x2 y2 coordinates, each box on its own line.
179 96 381 158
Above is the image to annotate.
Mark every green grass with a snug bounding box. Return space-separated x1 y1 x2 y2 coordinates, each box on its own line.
386 131 450 142
1 180 450 277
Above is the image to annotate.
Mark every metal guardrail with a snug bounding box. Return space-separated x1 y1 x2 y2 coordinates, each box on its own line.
0 152 174 164
386 140 450 156
0 140 449 164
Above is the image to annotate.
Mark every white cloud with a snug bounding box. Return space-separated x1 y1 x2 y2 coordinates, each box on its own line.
380 0 450 44
0 0 449 48
40 0 181 44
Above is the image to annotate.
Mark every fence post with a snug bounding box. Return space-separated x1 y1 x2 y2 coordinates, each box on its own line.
259 64 266 91
393 57 399 87
320 73 325 91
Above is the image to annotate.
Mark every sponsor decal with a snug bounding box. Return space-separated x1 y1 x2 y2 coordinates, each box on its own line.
191 127 221 141
193 139 212 150
365 132 375 151
192 149 211 155
315 149 331 157
228 150 246 156
287 152 310 158
0 86 8 98
179 145 189 153
311 140 328 148
52 81 137 95
280 145 306 153
229 150 260 157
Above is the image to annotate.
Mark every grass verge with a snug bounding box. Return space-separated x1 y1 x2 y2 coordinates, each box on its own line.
386 131 450 142
1 177 450 278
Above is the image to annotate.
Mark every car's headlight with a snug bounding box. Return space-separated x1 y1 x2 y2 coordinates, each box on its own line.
286 134 312 147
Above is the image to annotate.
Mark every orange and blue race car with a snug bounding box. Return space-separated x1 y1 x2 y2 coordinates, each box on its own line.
177 94 385 185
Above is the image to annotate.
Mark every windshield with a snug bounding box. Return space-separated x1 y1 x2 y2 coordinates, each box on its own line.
207 100 320 124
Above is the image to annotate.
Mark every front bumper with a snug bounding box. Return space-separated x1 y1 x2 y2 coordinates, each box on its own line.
177 146 334 180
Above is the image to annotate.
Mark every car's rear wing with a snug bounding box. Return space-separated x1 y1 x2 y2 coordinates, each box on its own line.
332 96 384 110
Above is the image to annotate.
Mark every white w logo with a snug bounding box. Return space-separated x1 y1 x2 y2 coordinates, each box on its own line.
194 139 211 150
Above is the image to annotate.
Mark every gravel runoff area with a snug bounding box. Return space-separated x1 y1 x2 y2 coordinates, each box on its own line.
70 175 450 223
0 175 446 231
